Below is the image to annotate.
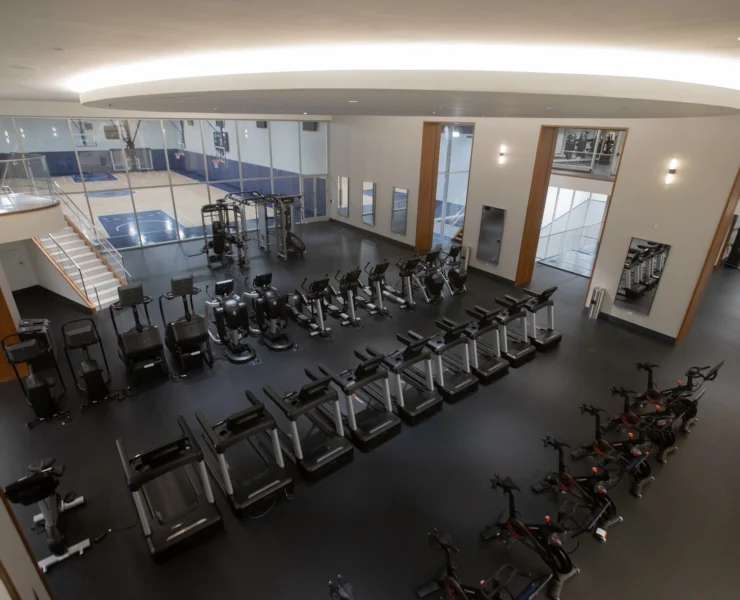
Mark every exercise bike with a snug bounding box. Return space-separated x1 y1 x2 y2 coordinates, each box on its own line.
417 529 551 600
531 436 623 543
570 404 655 498
205 279 257 363
480 476 579 600
285 276 332 338
3 458 90 572
249 273 294 351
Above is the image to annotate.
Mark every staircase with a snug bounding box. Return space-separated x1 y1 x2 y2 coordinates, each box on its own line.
33 183 131 312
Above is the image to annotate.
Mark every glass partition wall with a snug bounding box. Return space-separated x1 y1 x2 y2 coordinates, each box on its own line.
0 117 329 249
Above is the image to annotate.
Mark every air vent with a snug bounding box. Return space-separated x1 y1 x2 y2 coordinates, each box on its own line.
256 121 268 129
187 120 195 126
302 122 319 132
83 121 94 131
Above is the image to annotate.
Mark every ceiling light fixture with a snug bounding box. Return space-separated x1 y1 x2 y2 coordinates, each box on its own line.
66 43 740 94
452 130 460 138
498 145 507 164
665 158 678 184
348 100 358 103
303 112 308 115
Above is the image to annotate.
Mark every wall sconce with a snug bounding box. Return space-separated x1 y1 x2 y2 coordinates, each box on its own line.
665 158 678 184
498 145 507 164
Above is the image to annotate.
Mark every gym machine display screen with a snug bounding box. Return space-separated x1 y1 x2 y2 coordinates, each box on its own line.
476 206 506 265
614 237 670 315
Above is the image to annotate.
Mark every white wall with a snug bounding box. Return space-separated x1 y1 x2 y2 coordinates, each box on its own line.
0 495 53 600
329 116 422 245
0 241 37 290
241 120 272 167
329 114 740 338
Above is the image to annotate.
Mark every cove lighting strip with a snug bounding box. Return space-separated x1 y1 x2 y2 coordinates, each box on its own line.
67 43 740 94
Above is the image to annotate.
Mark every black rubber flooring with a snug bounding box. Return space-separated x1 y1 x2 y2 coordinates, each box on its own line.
0 222 737 600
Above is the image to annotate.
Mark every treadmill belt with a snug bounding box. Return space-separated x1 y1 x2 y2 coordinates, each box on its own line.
143 469 199 525
227 442 272 490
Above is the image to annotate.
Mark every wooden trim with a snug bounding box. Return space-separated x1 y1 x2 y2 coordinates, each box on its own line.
514 126 558 285
0 559 22 600
0 199 60 218
415 122 442 250
1 490 56 600
31 239 96 313
64 216 127 286
0 286 19 383
582 129 631 306
677 166 740 341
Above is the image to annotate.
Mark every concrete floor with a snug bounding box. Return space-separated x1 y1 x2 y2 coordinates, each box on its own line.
0 222 737 600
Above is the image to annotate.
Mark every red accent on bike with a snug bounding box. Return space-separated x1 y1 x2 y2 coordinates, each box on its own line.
656 405 661 410
545 515 551 523
628 432 634 439
591 467 598 473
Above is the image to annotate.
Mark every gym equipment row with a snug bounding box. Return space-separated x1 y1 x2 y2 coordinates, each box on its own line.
618 241 669 300
196 192 306 269
417 359 724 600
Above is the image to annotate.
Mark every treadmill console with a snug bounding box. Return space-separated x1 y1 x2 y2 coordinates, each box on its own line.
171 275 195 297
118 283 145 308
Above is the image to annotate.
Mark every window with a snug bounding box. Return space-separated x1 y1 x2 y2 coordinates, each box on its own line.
362 181 375 226
338 176 349 217
391 187 408 235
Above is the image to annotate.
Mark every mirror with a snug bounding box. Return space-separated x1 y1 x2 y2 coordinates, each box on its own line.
614 238 670 315
362 181 375 226
391 187 408 235
476 206 506 264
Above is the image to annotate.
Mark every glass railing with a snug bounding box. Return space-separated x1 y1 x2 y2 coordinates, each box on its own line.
0 154 58 214
52 181 131 284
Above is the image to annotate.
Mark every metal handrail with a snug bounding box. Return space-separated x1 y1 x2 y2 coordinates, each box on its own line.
45 234 102 308
52 181 131 283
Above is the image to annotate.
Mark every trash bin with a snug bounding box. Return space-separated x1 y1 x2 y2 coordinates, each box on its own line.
589 287 605 319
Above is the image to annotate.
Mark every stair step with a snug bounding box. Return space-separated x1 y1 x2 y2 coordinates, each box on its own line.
71 270 113 283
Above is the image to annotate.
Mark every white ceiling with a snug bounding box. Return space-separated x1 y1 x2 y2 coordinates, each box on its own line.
2 0 740 115
98 88 740 119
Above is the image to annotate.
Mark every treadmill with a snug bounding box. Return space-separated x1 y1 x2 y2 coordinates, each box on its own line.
262 374 354 481
361 333 443 425
115 416 223 561
411 320 479 403
521 287 562 351
313 355 402 452
495 296 536 368
195 394 293 515
464 306 510 383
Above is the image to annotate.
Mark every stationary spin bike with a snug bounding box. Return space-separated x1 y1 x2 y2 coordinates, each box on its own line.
480 475 580 600
205 279 257 363
3 458 90 572
531 436 623 543
417 529 552 600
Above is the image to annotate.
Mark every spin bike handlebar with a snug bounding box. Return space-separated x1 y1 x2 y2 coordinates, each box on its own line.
542 436 570 450
636 362 659 371
579 403 605 416
687 361 724 382
427 528 459 554
610 386 636 398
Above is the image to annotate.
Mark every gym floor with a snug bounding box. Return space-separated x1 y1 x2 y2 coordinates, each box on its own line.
0 221 738 600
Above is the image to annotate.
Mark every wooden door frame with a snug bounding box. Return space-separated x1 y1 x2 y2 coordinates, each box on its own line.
677 165 740 341
415 121 476 250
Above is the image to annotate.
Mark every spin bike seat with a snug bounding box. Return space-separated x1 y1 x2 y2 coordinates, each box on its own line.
28 457 56 473
499 476 521 492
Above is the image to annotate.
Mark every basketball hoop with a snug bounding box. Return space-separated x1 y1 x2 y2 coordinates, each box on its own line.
211 157 224 169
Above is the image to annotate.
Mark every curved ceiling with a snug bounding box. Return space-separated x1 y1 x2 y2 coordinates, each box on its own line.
2 0 740 117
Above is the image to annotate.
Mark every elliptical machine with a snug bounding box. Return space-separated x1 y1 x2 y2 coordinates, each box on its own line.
249 273 294 351
325 269 363 327
61 318 111 410
205 279 257 363
413 247 446 303
285 276 332 338
3 458 90 572
3 320 69 428
109 283 169 383
440 245 468 295
159 275 214 372
359 260 402 315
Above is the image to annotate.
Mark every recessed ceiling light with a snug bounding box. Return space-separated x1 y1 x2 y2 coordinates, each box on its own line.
432 112 435 114
303 112 308 115
54 47 66 52
348 100 358 103
545 106 555 110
